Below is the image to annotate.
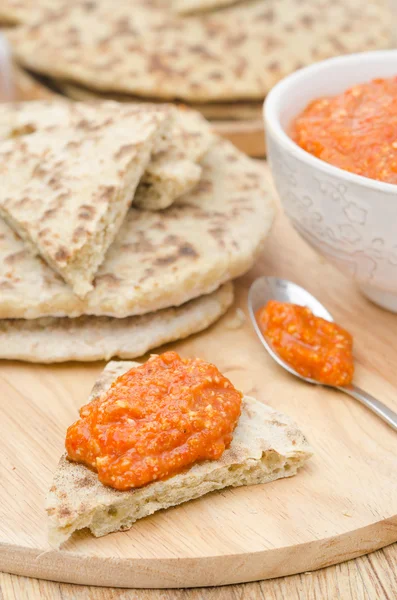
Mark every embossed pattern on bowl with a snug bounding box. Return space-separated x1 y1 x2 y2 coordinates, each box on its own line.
264 50 397 312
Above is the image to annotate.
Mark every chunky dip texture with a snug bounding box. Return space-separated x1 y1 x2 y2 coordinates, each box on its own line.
293 77 397 184
66 351 242 490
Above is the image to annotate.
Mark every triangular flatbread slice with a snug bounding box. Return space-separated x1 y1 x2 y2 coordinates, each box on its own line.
46 359 313 547
0 100 214 212
0 102 169 297
0 283 233 363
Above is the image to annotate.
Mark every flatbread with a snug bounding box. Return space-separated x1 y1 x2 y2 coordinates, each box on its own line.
46 359 313 547
134 107 214 210
8 0 391 102
174 0 243 15
0 102 169 297
0 138 274 319
57 79 263 122
0 283 233 363
0 0 56 25
0 100 214 212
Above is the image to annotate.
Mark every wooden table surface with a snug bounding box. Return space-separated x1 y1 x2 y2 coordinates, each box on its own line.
1 543 396 599
0 59 396 600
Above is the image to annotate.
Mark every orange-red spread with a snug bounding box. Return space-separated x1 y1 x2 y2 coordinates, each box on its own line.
65 351 242 490
256 301 354 386
292 77 397 184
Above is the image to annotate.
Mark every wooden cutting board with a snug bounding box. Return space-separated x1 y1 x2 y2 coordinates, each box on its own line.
0 189 396 589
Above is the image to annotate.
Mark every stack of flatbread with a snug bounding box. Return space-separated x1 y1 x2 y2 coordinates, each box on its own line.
4 0 391 122
0 100 274 363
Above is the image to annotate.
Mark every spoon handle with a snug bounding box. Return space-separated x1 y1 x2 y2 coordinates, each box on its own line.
338 384 397 431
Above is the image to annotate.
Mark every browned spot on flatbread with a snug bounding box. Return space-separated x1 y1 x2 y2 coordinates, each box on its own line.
15 196 30 209
301 14 314 27
56 192 71 206
258 8 274 21
179 243 198 258
54 246 70 262
188 44 216 60
270 419 288 428
153 220 166 230
154 242 198 266
122 231 155 253
78 204 96 220
58 507 72 518
10 124 36 138
139 267 155 283
234 57 248 79
96 185 115 203
264 35 281 52
82 1 96 11
268 61 281 73
43 207 58 220
226 33 248 48
48 175 62 190
4 250 29 265
114 16 136 35
155 254 178 266
164 234 179 245
209 226 225 239
148 54 188 79
72 226 88 243
328 35 347 53
208 71 223 81
77 475 93 488
246 171 260 180
32 164 47 178
193 179 213 194
95 273 121 287
65 140 80 151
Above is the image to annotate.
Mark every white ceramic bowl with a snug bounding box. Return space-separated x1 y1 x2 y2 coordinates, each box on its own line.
264 50 397 312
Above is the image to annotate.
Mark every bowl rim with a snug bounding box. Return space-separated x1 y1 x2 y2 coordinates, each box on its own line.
264 50 397 195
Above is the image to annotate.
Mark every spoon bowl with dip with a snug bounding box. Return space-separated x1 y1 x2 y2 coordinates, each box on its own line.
248 276 397 432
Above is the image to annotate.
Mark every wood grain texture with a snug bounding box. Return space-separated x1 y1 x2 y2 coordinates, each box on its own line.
213 119 265 157
0 181 396 588
1 544 396 599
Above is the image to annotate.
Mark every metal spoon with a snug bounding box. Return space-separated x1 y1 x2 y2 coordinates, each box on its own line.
248 276 397 431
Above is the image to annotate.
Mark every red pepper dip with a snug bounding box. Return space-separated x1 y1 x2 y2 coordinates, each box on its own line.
292 77 397 184
65 351 242 490
256 301 354 386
